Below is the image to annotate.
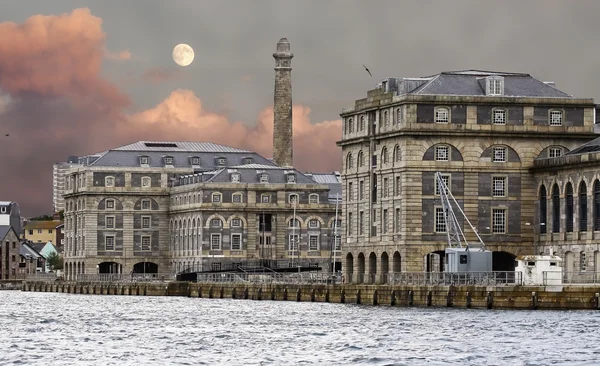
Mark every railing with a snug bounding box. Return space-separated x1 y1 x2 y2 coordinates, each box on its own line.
179 259 322 274
26 273 60 281
387 271 522 286
196 272 342 285
544 271 600 285
75 273 172 283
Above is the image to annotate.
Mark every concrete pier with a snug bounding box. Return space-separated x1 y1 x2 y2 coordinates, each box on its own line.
17 281 600 310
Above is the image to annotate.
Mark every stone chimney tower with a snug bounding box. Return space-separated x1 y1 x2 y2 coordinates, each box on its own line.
272 38 294 167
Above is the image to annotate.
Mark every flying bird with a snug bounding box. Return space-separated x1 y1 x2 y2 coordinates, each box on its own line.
4 134 8 137
363 64 372 77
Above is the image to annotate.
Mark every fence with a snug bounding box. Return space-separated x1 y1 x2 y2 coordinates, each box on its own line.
76 273 172 283
26 273 60 281
545 271 600 285
387 271 522 286
196 272 341 285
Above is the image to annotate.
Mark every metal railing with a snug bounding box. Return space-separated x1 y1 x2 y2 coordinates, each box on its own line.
386 271 522 286
196 272 342 285
26 273 60 281
544 271 600 285
72 273 172 283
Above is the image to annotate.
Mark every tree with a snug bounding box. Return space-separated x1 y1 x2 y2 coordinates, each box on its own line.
46 252 63 271
58 210 64 221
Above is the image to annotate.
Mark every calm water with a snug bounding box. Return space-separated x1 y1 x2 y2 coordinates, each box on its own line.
1 291 600 365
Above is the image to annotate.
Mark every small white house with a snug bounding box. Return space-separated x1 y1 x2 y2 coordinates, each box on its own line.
515 255 563 286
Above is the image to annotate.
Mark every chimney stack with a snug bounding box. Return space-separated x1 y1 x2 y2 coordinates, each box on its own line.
272 38 294 167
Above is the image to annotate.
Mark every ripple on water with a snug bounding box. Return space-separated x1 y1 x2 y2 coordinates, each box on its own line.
1 291 600 365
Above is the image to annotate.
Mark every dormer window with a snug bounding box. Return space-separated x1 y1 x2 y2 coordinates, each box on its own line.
139 156 149 166
231 173 241 183
190 157 200 166
243 157 254 165
141 177 151 188
486 76 504 96
105 176 115 187
286 174 296 184
0 207 6 213
217 157 227 166
259 173 269 183
164 156 174 166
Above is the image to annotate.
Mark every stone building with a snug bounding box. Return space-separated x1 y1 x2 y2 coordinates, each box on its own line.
61 38 342 279
337 70 598 283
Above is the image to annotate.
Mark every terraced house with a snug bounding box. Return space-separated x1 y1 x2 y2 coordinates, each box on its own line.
338 70 600 283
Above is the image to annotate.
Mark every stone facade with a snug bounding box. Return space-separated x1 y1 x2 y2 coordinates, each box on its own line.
272 38 294 167
0 227 21 279
337 71 599 283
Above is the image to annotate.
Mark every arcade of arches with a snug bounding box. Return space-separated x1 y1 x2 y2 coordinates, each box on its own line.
64 261 160 280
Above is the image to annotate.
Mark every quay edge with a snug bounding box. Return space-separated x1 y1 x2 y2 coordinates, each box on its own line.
19 281 600 310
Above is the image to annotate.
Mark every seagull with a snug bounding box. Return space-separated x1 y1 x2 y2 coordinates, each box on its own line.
363 64 372 77
4 134 8 137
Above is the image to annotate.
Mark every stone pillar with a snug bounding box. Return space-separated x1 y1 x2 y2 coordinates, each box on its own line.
273 38 294 167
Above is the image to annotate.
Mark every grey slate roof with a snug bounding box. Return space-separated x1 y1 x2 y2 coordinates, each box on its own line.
386 70 573 98
20 243 42 258
565 137 600 156
0 225 11 240
27 242 47 253
205 167 318 184
89 141 276 169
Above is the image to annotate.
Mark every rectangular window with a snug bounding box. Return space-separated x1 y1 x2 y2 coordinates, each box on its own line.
334 235 341 251
142 177 151 187
359 181 364 200
383 178 389 198
231 234 242 250
142 199 151 210
395 176 401 196
141 236 151 251
383 209 388 234
288 234 299 251
48 229 53 234
165 157 174 165
37 229 42 234
105 177 115 187
347 212 353 235
435 174 451 196
492 176 507 197
289 195 298 204
141 216 151 229
231 219 241 227
309 219 319 229
260 174 269 183
28 230 33 235
106 216 115 229
435 108 449 123
580 252 587 272
492 208 506 234
395 208 401 232
218 158 226 165
493 147 506 162
348 182 353 201
105 236 115 251
211 219 221 227
309 195 318 204
493 109 507 125
549 111 563 126
359 211 364 235
191 157 200 165
210 234 221 250
212 194 221 203
435 146 449 161
309 235 319 251
549 147 562 158
106 200 115 209
232 194 242 203
435 207 446 233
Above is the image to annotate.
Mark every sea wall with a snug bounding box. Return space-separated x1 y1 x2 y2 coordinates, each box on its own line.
0 280 24 290
20 281 600 310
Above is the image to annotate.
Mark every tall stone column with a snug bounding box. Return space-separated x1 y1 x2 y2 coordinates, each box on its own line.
273 38 294 167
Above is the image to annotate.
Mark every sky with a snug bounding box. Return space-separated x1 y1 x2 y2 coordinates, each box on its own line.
1 0 600 216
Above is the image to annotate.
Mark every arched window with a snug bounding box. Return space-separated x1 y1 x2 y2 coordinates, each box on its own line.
357 151 364 167
359 116 365 131
381 147 388 164
594 180 600 231
348 118 354 133
552 184 560 233
288 218 300 228
396 108 402 124
539 185 547 234
346 153 353 170
580 181 588 232
394 145 401 162
566 182 574 232
384 110 389 127
141 176 151 188
308 194 319 204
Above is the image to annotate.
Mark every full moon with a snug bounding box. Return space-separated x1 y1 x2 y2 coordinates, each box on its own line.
173 44 194 67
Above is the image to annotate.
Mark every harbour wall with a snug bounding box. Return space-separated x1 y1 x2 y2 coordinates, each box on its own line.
19 281 600 310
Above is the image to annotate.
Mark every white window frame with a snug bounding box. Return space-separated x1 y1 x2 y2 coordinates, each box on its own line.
434 174 451 196
140 156 149 165
549 147 563 158
492 146 507 163
308 194 319 204
383 177 389 198
308 235 319 251
141 199 151 210
230 234 242 250
289 194 299 204
435 145 449 161
492 208 507 234
142 216 151 229
141 176 151 188
381 147 388 164
492 108 507 125
211 219 222 227
191 157 200 165
106 199 115 209
435 207 446 233
231 218 241 227
231 174 240 183
212 193 222 203
288 219 300 228
287 174 296 184
105 215 115 229
549 110 563 126
383 110 389 127
288 234 299 251
347 118 354 133
260 173 269 183
232 193 242 203
348 182 354 201
210 234 221 250
434 107 450 124
261 194 270 203
395 208 401 232
105 176 115 187
105 236 115 251
492 176 507 197
164 157 174 165
141 236 151 251
309 219 319 229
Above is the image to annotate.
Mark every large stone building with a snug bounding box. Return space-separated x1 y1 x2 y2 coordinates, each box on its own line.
61 38 343 279
338 70 599 283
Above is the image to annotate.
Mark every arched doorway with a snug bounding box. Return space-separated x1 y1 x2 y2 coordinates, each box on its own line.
392 251 401 273
357 253 365 283
133 261 159 274
98 262 121 274
368 252 377 284
345 253 354 283
424 250 445 272
380 252 389 283
492 251 516 271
